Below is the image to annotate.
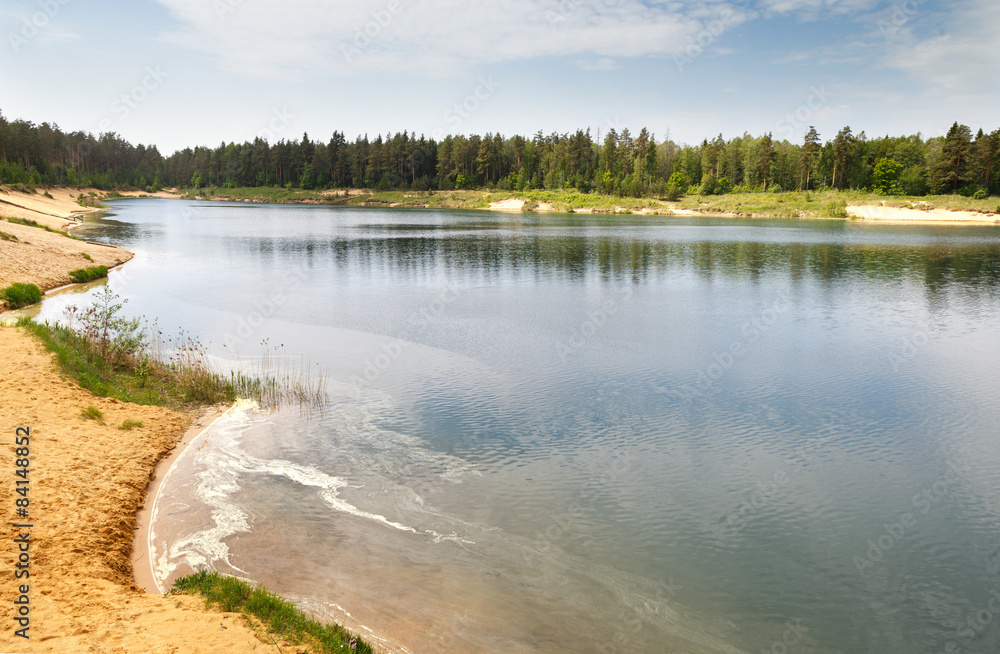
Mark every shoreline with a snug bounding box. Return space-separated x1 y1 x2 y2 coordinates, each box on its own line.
132 404 230 595
0 188 135 306
99 185 1000 224
0 326 287 652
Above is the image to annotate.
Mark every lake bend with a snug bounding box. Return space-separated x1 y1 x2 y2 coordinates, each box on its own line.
36 198 1000 653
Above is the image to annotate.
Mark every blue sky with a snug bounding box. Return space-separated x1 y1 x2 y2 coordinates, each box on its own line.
1 0 997 154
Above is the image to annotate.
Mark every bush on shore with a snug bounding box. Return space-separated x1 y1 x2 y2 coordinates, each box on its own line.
2 282 43 309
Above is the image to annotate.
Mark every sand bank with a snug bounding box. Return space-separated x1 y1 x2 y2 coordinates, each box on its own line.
0 326 294 653
847 204 1000 224
0 188 135 307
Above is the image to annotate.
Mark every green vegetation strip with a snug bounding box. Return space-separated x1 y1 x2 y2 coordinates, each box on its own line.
68 265 108 283
3 216 76 238
2 282 43 309
172 571 371 653
18 317 236 408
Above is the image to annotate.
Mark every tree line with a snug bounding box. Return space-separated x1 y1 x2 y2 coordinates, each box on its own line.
1 110 996 199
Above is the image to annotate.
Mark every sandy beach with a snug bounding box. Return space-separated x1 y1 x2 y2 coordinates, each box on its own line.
846 203 1000 224
0 326 298 653
0 188 133 304
0 187 300 652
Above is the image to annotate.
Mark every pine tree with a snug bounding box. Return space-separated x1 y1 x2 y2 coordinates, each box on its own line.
935 122 974 193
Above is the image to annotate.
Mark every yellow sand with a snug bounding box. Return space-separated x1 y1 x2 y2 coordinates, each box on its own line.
0 326 297 653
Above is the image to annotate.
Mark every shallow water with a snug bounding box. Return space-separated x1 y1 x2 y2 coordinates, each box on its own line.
43 199 1000 653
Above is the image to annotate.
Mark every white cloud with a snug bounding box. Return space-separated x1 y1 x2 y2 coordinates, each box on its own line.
153 0 754 79
756 0 881 20
884 0 1000 96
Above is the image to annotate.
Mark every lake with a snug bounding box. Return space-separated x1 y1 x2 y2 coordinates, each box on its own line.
39 199 1000 653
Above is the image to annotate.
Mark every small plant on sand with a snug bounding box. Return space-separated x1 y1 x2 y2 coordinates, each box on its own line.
118 419 144 430
2 282 43 309
172 571 372 653
80 252 94 262
81 405 104 421
68 265 109 283
0 231 17 242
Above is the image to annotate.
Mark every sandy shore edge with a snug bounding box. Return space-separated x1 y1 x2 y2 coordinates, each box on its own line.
0 326 288 653
132 404 230 595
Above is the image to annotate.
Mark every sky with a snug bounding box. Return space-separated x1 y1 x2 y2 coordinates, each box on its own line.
1 0 997 154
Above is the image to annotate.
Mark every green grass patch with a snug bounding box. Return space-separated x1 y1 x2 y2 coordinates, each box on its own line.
172 571 371 654
80 252 94 262
0 230 18 242
3 216 76 238
68 265 108 283
76 194 108 209
20 317 238 408
2 282 43 309
17 288 327 411
81 405 104 421
117 418 144 430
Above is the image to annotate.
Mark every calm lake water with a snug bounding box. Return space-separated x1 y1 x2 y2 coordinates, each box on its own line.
40 199 1000 653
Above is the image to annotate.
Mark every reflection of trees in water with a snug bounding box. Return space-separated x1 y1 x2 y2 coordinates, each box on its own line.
255 233 1000 296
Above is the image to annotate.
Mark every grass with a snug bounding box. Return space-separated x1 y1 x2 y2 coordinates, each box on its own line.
0 230 17 242
76 193 108 209
80 252 94 262
181 186 999 220
172 571 372 654
68 265 109 283
17 312 326 411
81 405 104 421
20 317 235 408
117 418 144 430
3 216 76 238
2 282 43 309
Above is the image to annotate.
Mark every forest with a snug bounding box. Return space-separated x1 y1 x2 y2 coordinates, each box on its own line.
0 110 996 200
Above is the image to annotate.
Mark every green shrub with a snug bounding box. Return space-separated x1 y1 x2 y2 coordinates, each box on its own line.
972 189 988 200
80 252 94 262
68 265 108 283
0 231 17 242
825 199 848 218
2 282 43 308
81 405 104 421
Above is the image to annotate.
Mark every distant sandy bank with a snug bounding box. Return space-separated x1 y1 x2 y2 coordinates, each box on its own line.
847 204 1000 224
